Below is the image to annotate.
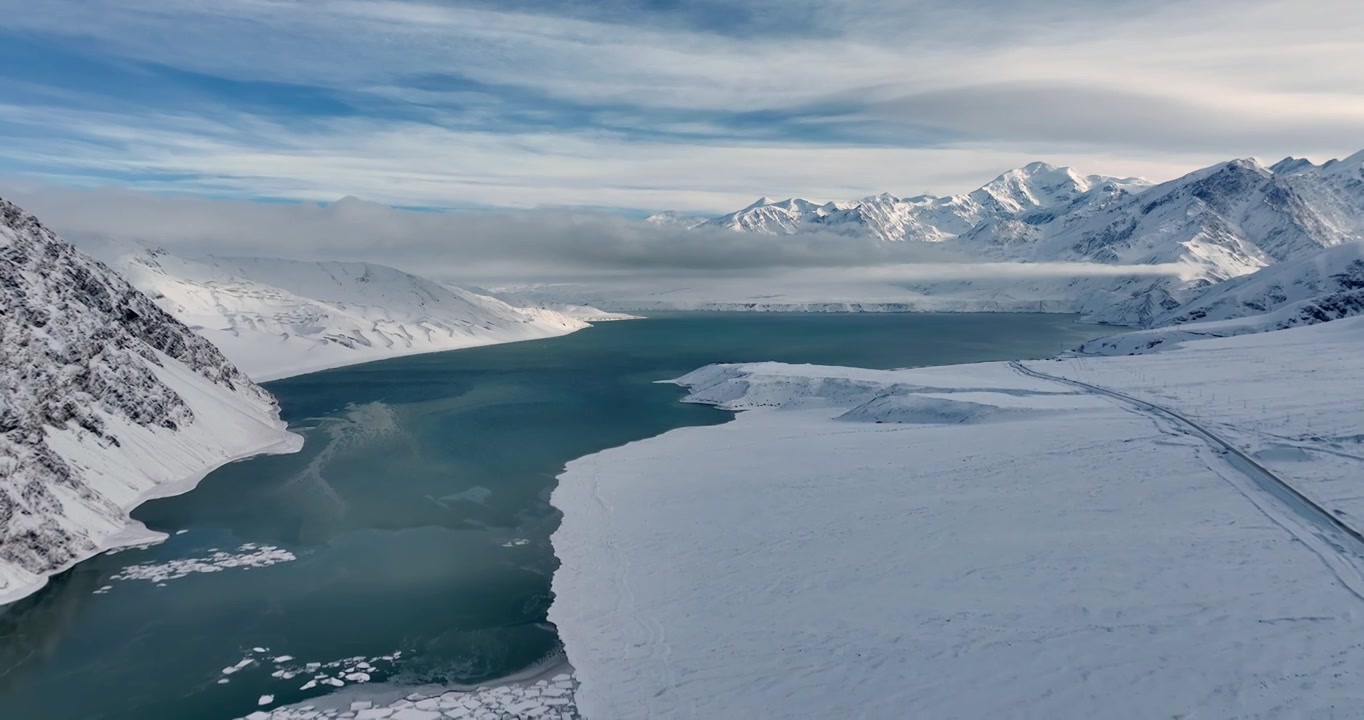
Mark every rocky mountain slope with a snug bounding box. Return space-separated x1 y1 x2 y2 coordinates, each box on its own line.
1157 241 1364 327
114 250 597 381
0 198 298 604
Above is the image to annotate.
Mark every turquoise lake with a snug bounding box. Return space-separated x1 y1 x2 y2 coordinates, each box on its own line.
0 312 1106 720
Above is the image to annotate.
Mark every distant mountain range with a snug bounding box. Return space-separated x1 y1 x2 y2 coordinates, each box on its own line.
647 150 1364 326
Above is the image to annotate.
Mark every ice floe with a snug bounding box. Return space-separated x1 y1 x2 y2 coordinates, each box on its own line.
106 544 296 586
241 673 580 720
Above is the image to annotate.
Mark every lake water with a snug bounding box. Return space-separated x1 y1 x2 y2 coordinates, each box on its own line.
0 312 1105 720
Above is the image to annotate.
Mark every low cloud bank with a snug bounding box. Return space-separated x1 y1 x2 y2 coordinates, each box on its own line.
3 185 1187 283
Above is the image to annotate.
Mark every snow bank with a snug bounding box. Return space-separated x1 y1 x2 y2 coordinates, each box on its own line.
551 319 1364 718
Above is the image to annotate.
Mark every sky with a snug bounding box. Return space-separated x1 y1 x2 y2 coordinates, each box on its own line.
2 0 1363 214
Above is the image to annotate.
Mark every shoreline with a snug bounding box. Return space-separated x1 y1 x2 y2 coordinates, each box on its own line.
0 426 304 607
247 320 605 383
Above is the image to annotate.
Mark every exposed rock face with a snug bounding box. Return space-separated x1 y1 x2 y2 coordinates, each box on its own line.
1 197 284 602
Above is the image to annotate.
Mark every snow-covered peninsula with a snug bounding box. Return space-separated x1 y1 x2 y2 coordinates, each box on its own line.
0 199 300 605
551 317 1364 718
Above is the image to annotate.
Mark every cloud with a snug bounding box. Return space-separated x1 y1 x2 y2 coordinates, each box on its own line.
3 185 1186 286
0 0 1360 211
1 184 934 278
0 102 1220 212
869 82 1364 155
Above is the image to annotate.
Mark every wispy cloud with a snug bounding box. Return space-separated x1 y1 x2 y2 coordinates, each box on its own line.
0 105 1211 211
0 0 1360 210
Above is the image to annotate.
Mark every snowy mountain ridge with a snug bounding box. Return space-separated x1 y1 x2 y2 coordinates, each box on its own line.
651 162 1152 243
114 250 599 381
644 151 1364 326
0 198 299 604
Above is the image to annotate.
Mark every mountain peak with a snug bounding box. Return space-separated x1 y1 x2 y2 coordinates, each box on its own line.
1019 161 1060 174
1270 156 1317 174
744 196 776 210
1227 157 1269 172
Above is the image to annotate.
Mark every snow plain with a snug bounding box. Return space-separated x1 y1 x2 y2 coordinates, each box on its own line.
551 318 1364 719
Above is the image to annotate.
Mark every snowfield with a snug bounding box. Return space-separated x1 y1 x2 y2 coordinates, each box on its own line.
551 317 1364 719
114 250 603 381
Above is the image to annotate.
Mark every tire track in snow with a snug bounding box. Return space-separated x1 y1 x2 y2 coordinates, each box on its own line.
1010 360 1364 602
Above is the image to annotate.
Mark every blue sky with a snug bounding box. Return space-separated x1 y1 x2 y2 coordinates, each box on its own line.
1 0 1361 212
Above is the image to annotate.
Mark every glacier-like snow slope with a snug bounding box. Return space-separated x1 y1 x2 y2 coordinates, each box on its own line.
645 151 1364 326
114 250 594 381
551 317 1364 719
0 199 300 605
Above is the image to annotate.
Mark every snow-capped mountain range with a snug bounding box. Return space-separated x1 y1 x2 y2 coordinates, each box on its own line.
114 250 607 381
647 150 1364 326
0 198 299 604
692 163 1150 244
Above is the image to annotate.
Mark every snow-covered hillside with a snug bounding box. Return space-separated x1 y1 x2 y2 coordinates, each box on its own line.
114 250 595 381
647 151 1364 326
1076 242 1364 355
1158 238 1364 328
0 198 299 605
552 317 1364 719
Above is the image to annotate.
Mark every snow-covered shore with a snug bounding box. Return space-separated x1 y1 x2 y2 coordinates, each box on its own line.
550 318 1364 719
0 356 303 606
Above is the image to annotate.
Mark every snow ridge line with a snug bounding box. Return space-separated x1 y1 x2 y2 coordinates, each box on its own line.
1009 360 1364 600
